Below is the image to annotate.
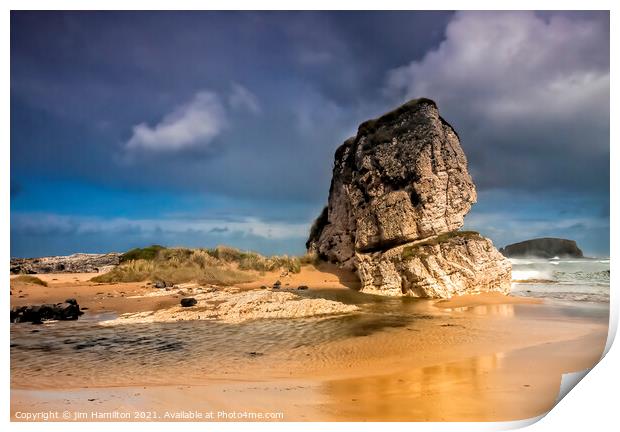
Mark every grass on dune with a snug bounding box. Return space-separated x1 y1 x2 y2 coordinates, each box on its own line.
12 275 48 286
92 245 319 286
119 245 166 263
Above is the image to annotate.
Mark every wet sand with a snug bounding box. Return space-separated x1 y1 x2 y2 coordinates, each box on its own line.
434 292 543 309
11 329 606 422
10 268 609 421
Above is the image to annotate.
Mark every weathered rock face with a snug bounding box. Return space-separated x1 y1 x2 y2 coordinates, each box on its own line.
10 253 121 274
500 238 584 258
308 98 511 298
356 232 511 297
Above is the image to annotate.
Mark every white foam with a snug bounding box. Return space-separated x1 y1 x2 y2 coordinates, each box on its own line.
508 258 538 265
511 269 553 281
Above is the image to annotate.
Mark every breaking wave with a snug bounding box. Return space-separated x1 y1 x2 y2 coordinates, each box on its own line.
510 257 609 303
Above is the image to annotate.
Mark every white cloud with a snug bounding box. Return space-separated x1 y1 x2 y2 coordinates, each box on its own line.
386 11 609 141
125 91 227 152
228 83 261 114
384 11 609 192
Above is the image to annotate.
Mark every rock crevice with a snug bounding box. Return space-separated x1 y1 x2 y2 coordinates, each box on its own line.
308 98 511 298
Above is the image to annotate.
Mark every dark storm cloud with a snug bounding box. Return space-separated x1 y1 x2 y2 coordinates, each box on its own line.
10 11 452 205
386 11 610 194
10 181 22 197
10 11 610 256
12 11 608 204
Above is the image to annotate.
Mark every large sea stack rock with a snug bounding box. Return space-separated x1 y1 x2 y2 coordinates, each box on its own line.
500 238 584 258
307 98 511 298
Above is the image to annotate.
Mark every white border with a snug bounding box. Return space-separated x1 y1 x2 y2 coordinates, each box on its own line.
2 2 616 432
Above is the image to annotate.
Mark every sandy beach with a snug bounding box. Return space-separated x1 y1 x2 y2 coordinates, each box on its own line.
10 266 609 422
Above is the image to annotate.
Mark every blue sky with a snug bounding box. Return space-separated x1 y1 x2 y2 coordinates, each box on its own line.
10 11 610 257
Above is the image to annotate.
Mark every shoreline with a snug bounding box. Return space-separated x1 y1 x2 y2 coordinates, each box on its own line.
10 268 610 421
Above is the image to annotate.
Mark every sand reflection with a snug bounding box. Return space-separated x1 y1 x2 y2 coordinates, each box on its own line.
448 303 516 317
321 351 507 421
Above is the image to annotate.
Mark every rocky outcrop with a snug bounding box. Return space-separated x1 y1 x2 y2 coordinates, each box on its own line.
500 238 584 258
308 98 511 298
11 299 83 324
10 253 121 274
356 232 511 297
101 288 359 325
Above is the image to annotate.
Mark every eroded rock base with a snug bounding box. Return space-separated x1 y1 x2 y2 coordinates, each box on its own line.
356 232 511 298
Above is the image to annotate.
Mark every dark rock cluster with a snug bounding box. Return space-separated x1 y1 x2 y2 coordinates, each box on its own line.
11 299 83 324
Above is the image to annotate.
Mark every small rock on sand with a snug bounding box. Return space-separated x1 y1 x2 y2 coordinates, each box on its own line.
180 298 197 307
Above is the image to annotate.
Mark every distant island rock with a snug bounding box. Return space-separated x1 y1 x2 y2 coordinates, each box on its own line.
10 253 121 274
307 98 511 298
499 238 584 258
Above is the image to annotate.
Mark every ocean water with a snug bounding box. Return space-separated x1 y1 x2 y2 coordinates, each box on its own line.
510 257 610 303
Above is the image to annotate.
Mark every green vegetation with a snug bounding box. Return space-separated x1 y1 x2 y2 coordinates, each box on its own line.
91 259 155 283
13 275 48 286
120 245 166 263
401 246 430 261
358 98 437 137
367 128 395 146
92 245 315 286
401 231 481 260
237 253 301 274
202 246 302 274
356 97 460 143
299 252 322 267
